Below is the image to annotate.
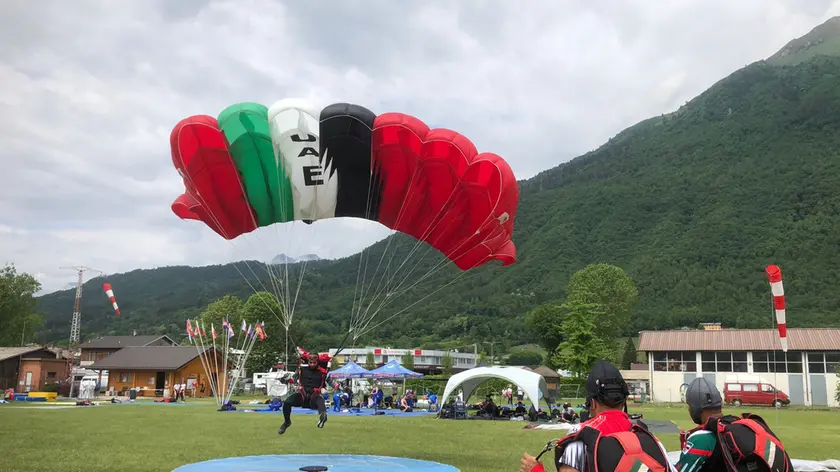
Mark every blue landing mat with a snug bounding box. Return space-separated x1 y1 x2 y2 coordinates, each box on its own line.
172 454 459 471
242 407 437 417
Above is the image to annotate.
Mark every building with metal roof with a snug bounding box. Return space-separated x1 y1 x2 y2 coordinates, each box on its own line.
86 346 222 398
0 346 70 393
637 328 840 407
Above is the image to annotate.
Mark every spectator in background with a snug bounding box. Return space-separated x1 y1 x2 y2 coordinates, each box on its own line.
427 391 438 412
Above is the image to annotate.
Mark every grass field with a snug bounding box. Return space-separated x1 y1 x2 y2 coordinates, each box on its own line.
1 399 837 472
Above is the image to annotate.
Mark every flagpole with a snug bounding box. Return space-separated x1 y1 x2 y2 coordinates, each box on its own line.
210 323 221 401
226 324 251 404
221 319 230 402
191 320 214 404
196 321 220 405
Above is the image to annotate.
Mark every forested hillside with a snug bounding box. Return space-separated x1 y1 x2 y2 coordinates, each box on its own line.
36 19 840 351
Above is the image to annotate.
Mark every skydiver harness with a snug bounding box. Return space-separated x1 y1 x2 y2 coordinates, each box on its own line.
688 413 793 472
538 420 669 472
294 358 329 400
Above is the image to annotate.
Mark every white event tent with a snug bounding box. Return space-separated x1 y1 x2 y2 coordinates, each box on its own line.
440 366 550 406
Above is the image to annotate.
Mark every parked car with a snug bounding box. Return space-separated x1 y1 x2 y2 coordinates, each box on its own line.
723 377 790 407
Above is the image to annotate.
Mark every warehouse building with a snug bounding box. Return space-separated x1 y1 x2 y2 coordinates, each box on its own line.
637 328 840 407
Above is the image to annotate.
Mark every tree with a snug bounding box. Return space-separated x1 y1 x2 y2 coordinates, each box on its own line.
200 295 245 334
506 349 544 368
401 351 415 370
365 351 376 370
525 302 565 351
566 264 638 344
0 265 43 346
243 292 308 374
621 338 637 369
441 351 454 376
551 300 608 378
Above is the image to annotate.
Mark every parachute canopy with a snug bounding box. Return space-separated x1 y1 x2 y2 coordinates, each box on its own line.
170 99 518 270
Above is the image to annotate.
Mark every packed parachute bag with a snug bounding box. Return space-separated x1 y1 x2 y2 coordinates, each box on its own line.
542 422 670 472
703 413 793 472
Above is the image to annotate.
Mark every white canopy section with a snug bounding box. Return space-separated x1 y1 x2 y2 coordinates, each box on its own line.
441 366 550 407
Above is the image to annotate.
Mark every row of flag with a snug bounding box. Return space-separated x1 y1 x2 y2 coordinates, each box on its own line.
185 317 267 343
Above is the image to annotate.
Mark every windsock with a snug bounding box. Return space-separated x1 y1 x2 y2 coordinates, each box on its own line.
765 265 787 352
102 282 120 317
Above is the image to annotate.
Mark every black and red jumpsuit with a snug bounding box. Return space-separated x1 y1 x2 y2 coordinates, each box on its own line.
281 349 329 424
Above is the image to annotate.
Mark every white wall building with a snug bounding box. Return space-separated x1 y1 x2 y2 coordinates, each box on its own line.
638 328 840 407
327 347 477 374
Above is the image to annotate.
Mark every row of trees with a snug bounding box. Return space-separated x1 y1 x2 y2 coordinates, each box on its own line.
0 265 43 346
526 263 639 377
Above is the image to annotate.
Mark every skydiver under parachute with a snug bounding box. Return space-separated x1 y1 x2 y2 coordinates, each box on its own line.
168 98 521 435
277 347 331 434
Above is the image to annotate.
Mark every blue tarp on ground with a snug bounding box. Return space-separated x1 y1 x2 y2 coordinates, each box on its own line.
244 406 436 417
173 454 459 472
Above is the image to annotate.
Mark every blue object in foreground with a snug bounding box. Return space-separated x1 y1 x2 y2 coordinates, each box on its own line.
172 454 460 472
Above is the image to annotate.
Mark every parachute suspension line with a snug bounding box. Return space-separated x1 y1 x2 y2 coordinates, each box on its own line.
353 267 484 340
354 186 478 332
176 176 287 326
350 160 389 338
355 205 506 337
350 181 459 333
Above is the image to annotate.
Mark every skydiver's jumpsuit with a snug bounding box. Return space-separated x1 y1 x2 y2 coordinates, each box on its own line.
281 360 328 425
675 429 723 472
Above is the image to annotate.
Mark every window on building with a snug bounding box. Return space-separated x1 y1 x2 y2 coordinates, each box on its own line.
753 351 802 373
652 351 696 372
807 352 840 374
701 352 715 372
46 372 57 381
697 351 747 372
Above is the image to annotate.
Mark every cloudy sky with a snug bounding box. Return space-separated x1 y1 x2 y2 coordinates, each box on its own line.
1 0 839 295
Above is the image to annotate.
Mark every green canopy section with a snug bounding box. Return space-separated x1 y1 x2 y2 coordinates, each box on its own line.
218 102 294 226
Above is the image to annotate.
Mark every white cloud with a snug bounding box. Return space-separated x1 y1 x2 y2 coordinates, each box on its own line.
1 0 839 294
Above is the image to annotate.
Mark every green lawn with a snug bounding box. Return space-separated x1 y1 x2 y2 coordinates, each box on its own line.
0 399 837 472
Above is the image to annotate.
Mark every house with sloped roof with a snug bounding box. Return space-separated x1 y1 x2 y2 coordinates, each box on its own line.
637 327 840 407
79 335 177 366
0 346 70 393
86 346 225 398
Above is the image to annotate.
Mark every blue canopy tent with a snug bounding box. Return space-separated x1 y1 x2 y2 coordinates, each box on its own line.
368 360 424 408
328 360 371 379
368 360 424 379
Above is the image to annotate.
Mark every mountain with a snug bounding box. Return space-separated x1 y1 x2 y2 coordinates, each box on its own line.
35 18 840 351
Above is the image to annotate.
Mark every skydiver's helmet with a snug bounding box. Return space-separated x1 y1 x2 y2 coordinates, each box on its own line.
586 360 629 411
685 377 722 425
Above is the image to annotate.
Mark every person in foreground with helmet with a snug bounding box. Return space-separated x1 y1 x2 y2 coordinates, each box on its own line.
677 377 725 472
678 377 793 472
520 360 675 472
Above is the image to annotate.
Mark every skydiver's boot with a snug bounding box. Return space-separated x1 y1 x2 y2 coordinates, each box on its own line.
317 412 327 428
277 421 291 435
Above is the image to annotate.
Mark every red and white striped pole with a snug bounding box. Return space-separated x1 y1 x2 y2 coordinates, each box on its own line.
102 282 120 317
765 265 787 352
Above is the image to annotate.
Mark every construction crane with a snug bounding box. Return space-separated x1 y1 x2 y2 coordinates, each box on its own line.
59 266 103 398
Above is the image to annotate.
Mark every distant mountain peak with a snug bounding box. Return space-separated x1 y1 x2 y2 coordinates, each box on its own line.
769 16 840 65
269 253 321 265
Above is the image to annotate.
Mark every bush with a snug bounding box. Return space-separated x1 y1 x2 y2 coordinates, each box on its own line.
42 382 60 393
